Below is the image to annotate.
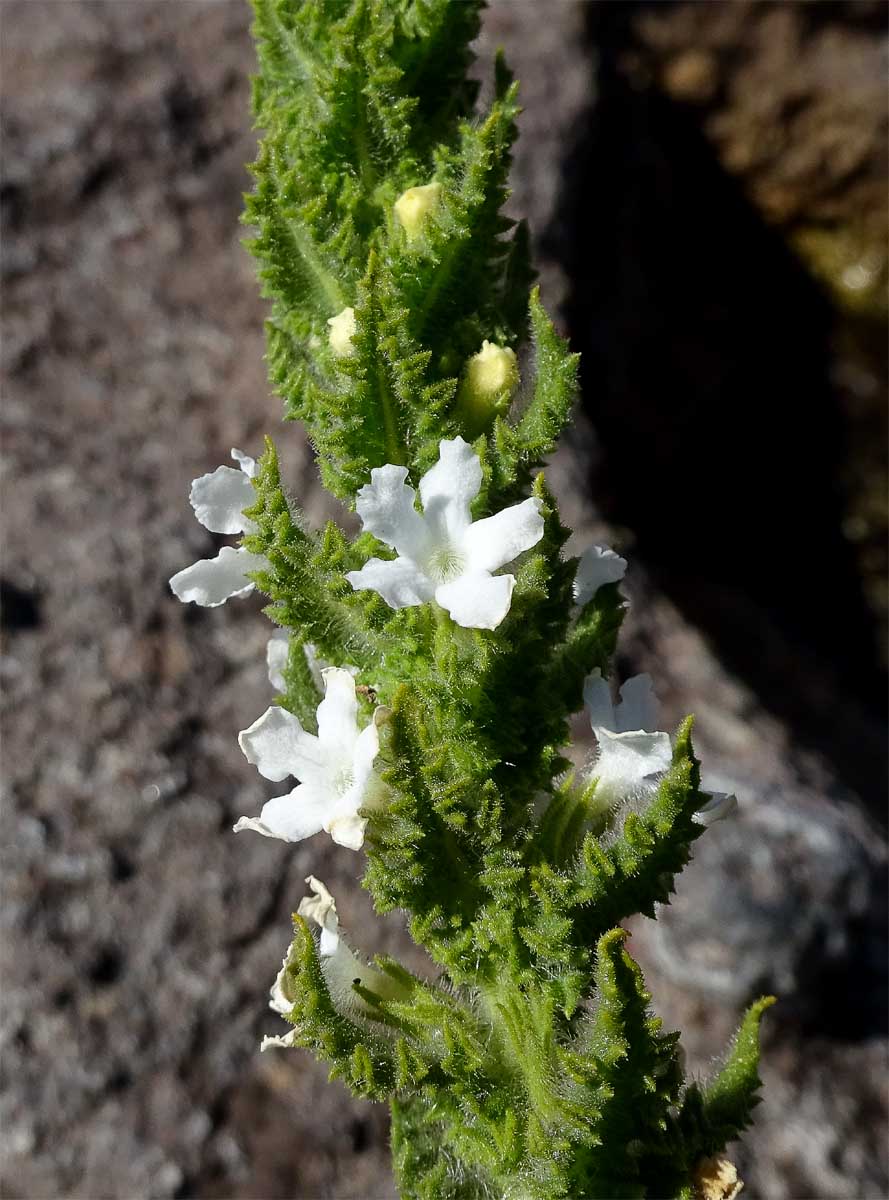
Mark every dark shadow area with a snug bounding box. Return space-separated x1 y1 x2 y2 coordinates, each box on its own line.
552 0 887 814
0 578 42 631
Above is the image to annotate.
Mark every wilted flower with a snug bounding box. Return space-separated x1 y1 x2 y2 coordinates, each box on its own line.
169 449 266 607
692 1155 744 1200
262 876 406 1049
298 875 404 1007
260 943 299 1051
346 436 544 630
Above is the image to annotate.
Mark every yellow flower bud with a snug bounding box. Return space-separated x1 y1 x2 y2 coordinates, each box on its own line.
457 340 519 437
394 182 442 243
466 340 519 398
327 306 357 358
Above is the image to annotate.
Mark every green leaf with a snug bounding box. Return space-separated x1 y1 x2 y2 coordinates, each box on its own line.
571 718 707 936
485 288 579 505
276 916 398 1099
559 929 684 1198
677 996 776 1159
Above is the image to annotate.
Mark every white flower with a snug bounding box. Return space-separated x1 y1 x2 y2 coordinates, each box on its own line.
233 668 382 851
327 306 357 358
573 544 627 606
169 449 267 607
394 182 442 242
583 668 672 807
583 669 738 822
345 437 544 630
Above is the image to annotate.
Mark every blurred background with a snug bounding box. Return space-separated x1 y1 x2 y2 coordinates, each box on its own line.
2 2 886 1197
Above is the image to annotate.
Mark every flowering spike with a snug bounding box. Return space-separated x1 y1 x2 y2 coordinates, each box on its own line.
169 3 780 1194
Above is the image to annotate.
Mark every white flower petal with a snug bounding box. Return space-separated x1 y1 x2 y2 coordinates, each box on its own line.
230 447 258 479
269 982 291 1016
695 791 738 826
330 718 383 851
419 437 482 543
266 629 289 692
355 464 429 559
298 876 340 956
260 1031 297 1051
316 668 359 753
232 815 277 838
583 668 616 730
318 927 341 958
462 496 544 573
189 465 255 534
435 572 514 630
346 556 435 608
573 544 627 606
323 723 381 852
327 811 368 851
593 727 673 804
169 545 264 607
616 674 659 734
351 720 380 791
234 784 330 843
269 952 295 1014
238 705 327 784
584 670 660 734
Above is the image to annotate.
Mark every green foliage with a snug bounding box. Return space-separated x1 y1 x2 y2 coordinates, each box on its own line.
676 997 776 1160
246 0 532 503
236 2 771 1196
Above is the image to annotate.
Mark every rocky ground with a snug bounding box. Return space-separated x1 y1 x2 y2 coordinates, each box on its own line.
2 3 886 1198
